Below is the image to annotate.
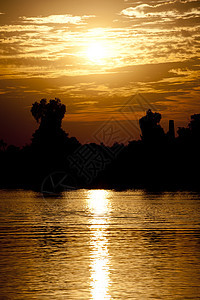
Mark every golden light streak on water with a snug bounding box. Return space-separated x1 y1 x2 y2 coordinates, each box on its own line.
87 190 111 299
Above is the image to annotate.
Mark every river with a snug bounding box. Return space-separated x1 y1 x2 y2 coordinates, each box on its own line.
0 189 200 299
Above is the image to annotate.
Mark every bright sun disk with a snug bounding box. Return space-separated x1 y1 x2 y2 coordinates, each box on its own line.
87 42 107 64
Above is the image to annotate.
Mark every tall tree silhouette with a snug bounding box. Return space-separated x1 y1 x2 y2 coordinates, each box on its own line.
139 109 165 144
31 98 66 130
31 98 80 152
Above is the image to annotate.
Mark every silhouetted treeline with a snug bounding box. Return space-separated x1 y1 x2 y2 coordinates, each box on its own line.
1 98 200 191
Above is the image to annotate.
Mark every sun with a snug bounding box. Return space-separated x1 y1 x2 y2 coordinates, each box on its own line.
87 41 107 64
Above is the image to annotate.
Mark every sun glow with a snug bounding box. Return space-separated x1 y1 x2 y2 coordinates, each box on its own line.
87 41 108 64
88 190 110 217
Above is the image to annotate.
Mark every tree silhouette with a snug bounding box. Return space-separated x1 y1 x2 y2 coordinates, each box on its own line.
31 98 80 156
0 139 7 152
177 126 191 141
31 98 66 130
31 98 67 146
189 114 200 140
139 109 165 143
177 113 200 143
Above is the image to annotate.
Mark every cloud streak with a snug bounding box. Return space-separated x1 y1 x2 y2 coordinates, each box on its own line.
20 14 95 25
120 0 200 20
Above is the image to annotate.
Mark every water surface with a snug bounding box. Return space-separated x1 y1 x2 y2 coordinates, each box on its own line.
0 189 200 299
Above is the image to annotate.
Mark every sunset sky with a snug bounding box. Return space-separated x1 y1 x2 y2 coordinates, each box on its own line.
0 0 200 145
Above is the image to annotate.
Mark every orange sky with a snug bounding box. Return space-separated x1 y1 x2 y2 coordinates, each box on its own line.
0 0 200 145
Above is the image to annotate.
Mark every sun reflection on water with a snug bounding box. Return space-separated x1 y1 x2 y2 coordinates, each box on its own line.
88 190 110 219
87 190 111 299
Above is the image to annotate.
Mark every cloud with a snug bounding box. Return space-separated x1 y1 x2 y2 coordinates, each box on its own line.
121 4 153 18
0 25 52 32
0 23 199 79
20 14 95 25
0 2 199 89
120 0 200 19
